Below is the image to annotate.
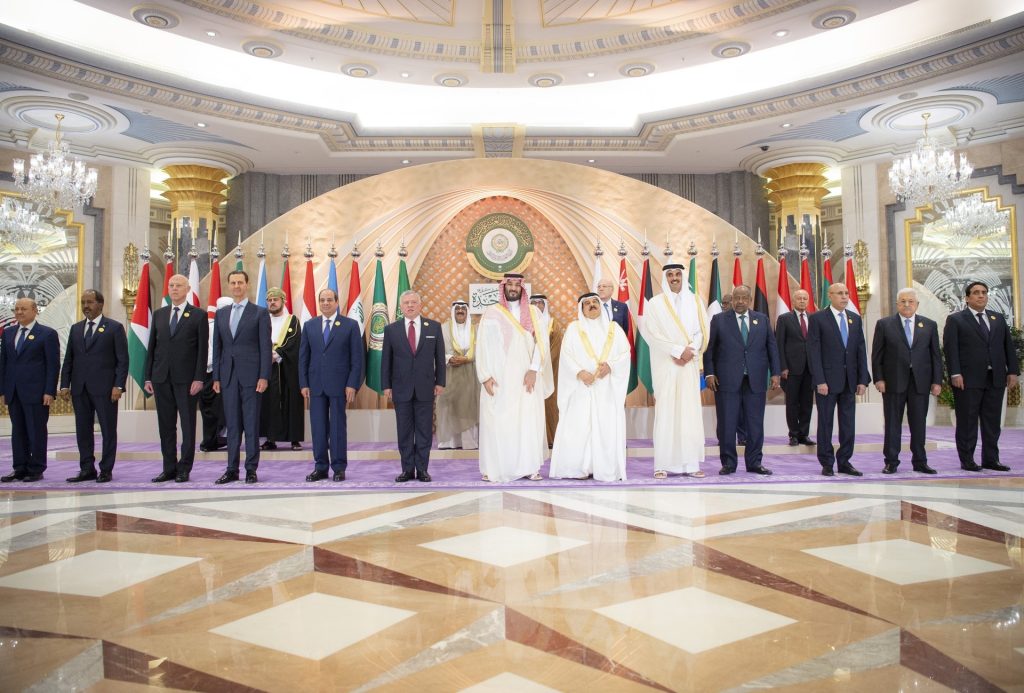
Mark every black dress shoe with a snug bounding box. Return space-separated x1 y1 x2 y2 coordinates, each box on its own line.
418 473 432 482
837 465 863 476
882 463 898 474
175 473 190 483
982 462 1011 472
960 462 982 472
821 467 835 476
199 443 212 452
67 472 98 482
215 471 239 485
21 474 43 482
798 437 816 446
152 471 175 483
96 472 112 483
260 441 278 451
395 472 414 482
245 471 258 484
306 470 328 482
291 442 303 451
718 468 735 475
748 466 773 475
1 472 25 483
912 464 937 474
737 439 748 447
788 437 799 446
333 472 345 482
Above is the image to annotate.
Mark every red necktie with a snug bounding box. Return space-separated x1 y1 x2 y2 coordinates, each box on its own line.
799 312 807 338
408 320 417 354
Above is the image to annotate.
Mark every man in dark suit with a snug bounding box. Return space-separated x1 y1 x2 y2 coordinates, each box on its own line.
943 281 1020 471
872 288 943 474
0 298 59 482
704 285 780 476
212 270 272 484
775 289 815 446
382 290 446 482
807 283 870 476
299 288 364 482
596 277 631 336
144 273 208 483
59 289 129 483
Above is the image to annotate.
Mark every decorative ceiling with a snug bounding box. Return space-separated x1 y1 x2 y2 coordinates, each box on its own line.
0 0 1022 177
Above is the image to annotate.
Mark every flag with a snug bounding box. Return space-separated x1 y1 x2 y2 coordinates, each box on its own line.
617 258 638 394
732 254 743 288
187 257 201 308
393 257 410 321
688 260 706 391
365 258 388 394
845 256 861 315
281 260 294 315
799 257 817 313
634 257 654 395
206 258 222 319
300 256 316 324
326 256 339 296
754 255 770 317
346 258 364 335
819 255 833 310
127 261 152 395
591 254 602 292
161 260 173 306
776 254 792 319
255 257 268 307
707 256 723 317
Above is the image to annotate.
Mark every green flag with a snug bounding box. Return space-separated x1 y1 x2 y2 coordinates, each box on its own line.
365 258 389 394
634 258 654 394
707 258 722 317
687 257 698 294
393 258 410 321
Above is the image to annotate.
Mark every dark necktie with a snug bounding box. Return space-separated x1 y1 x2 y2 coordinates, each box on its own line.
323 317 331 344
408 320 417 354
170 306 180 335
977 311 989 336
85 321 95 341
799 312 807 338
15 327 27 354
739 314 748 344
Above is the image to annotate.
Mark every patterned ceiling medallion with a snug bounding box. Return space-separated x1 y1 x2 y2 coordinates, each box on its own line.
812 8 856 30
435 73 468 87
619 63 654 78
872 96 983 132
342 64 377 78
2 97 118 134
130 5 180 29
712 42 751 59
241 40 283 59
528 73 562 88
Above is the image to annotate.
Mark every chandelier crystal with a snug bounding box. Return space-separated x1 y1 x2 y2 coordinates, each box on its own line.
888 113 972 208
12 113 98 215
0 197 46 254
942 193 1009 240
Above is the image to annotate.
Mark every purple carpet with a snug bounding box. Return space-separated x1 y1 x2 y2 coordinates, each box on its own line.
2 426 1022 491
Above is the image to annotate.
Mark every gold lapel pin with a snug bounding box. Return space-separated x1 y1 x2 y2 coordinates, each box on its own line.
848 318 853 324
752 319 758 325
990 315 996 320
98 327 105 333
28 334 36 340
183 312 190 318
917 322 923 328
334 321 340 326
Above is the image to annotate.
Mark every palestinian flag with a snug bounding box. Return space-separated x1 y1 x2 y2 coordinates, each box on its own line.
128 262 152 395
634 257 654 395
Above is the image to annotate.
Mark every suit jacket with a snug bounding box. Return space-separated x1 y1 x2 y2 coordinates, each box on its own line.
299 313 364 396
775 310 810 375
0 322 60 402
212 302 272 386
807 308 870 392
380 317 446 402
602 298 631 336
704 310 780 393
943 308 1020 388
145 303 209 385
59 316 129 396
871 314 942 394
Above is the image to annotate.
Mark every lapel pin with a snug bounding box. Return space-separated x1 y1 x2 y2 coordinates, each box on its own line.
334 321 340 327
848 318 853 324
990 315 995 320
98 327 105 333
917 322 923 328
288 328 293 333
28 334 35 340
752 319 758 325
182 312 190 318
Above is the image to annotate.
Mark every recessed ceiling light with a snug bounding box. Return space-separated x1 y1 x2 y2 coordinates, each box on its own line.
586 71 596 78
400 72 410 78
401 159 410 165
206 30 217 37
774 30 789 38
781 122 792 128
196 122 207 128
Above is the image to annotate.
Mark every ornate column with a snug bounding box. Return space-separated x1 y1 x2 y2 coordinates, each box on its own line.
160 164 227 265
765 162 830 299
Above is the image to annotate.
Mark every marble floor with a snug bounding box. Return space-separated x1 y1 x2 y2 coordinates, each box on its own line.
0 476 1022 692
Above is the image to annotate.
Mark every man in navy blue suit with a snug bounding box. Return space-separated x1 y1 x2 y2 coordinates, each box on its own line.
1 298 60 482
382 290 446 482
59 289 129 483
807 283 870 476
704 285 780 475
596 277 631 336
212 270 272 484
299 288 364 482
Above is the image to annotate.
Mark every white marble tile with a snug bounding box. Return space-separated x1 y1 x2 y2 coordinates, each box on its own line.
0 549 201 597
778 483 1024 504
595 586 796 654
607 490 815 518
210 592 414 660
913 501 1024 538
802 538 1010 585
0 512 86 541
419 526 589 568
461 672 559 692
185 492 427 523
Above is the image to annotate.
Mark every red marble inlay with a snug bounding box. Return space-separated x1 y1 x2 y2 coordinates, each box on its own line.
502 493 657 534
900 629 1001 692
102 640 263 692
902 502 1013 543
95 511 290 544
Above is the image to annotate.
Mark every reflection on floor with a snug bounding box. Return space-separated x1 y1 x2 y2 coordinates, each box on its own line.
0 479 1022 691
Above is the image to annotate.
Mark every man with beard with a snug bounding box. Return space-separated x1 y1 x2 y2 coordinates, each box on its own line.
476 273 553 482
437 300 480 450
261 287 304 451
639 264 710 479
530 293 561 447
549 292 631 481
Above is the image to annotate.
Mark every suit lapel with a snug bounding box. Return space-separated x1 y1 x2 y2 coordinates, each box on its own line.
969 309 990 342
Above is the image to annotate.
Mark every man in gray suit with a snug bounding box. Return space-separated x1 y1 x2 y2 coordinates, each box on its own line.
212 270 272 484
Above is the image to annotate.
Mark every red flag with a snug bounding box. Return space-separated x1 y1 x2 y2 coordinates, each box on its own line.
345 259 365 334
776 255 792 318
799 257 817 312
845 257 861 315
617 258 638 393
206 259 221 319
281 260 294 315
732 256 743 288
301 258 316 324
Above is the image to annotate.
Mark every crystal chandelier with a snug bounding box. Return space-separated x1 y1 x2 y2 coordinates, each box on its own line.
0 197 45 254
888 113 973 208
11 113 98 215
942 193 1009 240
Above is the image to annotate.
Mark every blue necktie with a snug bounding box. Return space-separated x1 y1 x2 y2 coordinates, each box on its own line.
839 311 848 347
323 317 331 345
170 306 180 335
904 318 913 347
15 327 27 354
230 304 243 337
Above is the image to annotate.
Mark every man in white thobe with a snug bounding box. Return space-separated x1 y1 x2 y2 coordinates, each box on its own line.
640 263 709 478
476 273 554 482
550 293 631 481
437 301 479 450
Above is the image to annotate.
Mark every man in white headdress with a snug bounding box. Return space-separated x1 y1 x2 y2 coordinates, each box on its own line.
550 292 631 481
530 293 561 446
476 273 554 481
437 300 479 450
639 263 710 479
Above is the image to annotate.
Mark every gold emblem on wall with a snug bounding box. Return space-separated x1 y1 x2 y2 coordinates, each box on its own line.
465 212 535 279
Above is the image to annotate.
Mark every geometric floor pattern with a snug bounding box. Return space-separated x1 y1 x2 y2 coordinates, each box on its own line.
1 476 1022 690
